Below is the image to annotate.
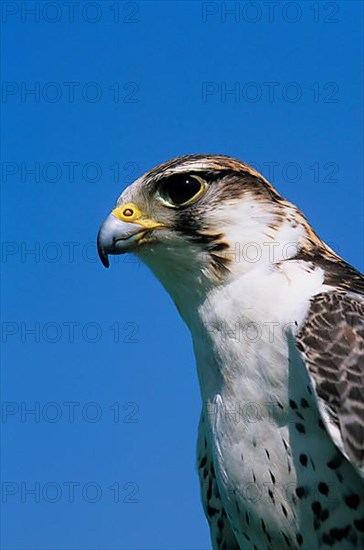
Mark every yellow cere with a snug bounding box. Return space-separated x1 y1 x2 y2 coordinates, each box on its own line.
111 203 165 230
112 203 141 221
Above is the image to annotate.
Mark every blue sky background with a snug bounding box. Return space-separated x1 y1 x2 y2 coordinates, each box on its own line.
1 1 363 549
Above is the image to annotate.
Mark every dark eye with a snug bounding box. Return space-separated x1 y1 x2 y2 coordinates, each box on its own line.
159 174 206 207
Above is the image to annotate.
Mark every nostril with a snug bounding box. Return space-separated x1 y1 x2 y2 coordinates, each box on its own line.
123 208 134 217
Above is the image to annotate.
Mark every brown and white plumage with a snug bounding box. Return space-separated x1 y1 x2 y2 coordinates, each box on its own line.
97 154 364 549
297 291 364 470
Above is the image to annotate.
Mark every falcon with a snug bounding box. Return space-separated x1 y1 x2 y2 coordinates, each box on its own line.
97 155 364 549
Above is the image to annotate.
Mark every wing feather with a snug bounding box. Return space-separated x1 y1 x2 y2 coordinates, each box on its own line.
296 291 364 472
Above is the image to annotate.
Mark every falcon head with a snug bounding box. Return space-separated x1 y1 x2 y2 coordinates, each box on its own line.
97 155 323 309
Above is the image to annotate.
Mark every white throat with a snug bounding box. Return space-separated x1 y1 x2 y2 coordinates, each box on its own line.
139 198 311 327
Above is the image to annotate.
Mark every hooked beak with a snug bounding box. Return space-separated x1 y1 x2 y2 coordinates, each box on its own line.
97 204 165 268
97 214 148 268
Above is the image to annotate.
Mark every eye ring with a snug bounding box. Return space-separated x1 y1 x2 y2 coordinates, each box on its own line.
158 174 207 208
